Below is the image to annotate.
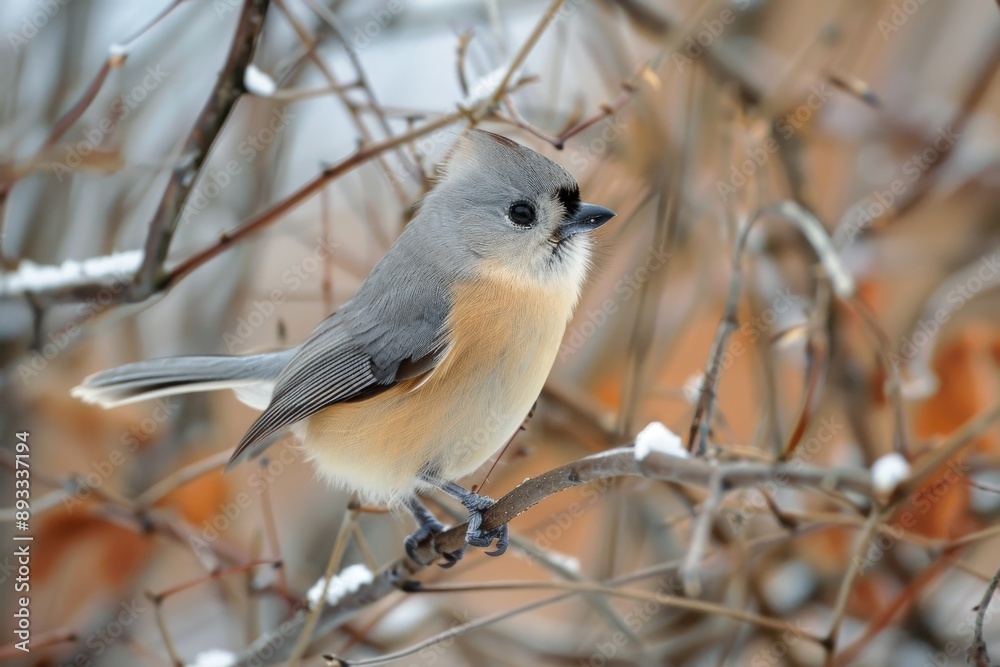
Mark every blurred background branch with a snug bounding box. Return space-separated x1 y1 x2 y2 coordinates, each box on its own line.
3 0 1000 666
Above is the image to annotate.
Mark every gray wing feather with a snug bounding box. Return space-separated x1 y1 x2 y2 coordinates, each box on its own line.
228 264 451 466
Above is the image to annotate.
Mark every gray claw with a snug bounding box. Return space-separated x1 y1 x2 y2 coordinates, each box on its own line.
460 493 509 557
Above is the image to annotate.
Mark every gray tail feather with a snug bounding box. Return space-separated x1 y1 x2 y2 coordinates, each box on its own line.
71 351 294 409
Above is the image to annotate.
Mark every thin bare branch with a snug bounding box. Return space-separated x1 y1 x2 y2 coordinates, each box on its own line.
969 565 1000 667
134 0 271 295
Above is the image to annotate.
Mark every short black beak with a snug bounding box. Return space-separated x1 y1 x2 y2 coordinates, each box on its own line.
559 203 616 240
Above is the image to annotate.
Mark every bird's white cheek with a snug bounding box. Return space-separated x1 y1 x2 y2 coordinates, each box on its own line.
547 238 592 308
566 240 592 289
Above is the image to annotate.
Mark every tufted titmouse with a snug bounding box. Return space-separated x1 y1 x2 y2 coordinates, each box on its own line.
73 129 616 562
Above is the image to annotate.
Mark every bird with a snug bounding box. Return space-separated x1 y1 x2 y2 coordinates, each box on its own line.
73 128 616 564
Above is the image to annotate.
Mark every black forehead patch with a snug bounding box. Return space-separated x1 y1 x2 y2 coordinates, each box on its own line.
555 185 581 216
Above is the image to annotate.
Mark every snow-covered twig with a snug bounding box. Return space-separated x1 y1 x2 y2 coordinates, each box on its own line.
871 452 911 501
189 649 237 667
306 564 374 609
634 421 688 461
0 251 142 298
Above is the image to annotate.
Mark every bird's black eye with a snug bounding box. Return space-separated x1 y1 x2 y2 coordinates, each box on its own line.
508 202 536 227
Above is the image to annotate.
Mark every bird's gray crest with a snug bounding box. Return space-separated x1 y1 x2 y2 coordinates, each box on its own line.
444 129 580 199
